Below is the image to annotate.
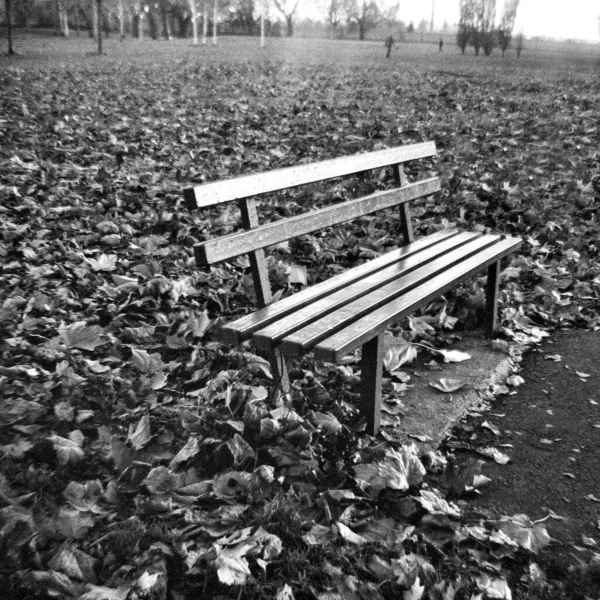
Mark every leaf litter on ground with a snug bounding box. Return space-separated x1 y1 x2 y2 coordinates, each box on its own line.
1 40 600 599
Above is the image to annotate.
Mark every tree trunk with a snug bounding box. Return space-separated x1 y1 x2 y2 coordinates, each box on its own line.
75 1 80 37
96 0 103 53
358 20 365 41
118 0 125 40
260 8 264 47
212 0 217 44
92 0 98 38
5 0 14 54
162 10 172 39
285 14 293 36
54 0 61 35
137 13 144 39
189 0 198 44
60 5 69 36
202 0 208 44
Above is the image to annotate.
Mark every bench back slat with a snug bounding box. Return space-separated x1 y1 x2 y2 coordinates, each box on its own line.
195 177 441 266
184 142 437 209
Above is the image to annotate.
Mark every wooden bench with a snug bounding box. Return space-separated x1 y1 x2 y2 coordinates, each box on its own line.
184 143 522 435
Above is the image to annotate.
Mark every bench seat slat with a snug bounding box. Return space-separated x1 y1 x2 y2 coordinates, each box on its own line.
195 177 441 266
184 142 437 209
278 235 509 357
217 229 459 345
314 236 523 363
252 231 481 350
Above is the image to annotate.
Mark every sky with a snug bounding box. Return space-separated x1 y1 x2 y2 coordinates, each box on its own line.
299 0 600 42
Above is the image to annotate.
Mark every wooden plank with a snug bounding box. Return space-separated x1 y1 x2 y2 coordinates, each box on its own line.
195 177 441 266
485 261 500 336
239 198 272 308
313 237 523 363
360 334 384 435
252 231 480 350
279 235 503 357
184 142 437 209
217 229 459 345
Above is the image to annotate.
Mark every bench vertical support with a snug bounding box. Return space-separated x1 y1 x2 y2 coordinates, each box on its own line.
360 334 385 435
239 198 290 397
239 198 273 307
393 165 414 245
485 261 500 336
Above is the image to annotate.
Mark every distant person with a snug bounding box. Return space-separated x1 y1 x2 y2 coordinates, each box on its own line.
385 35 395 58
439 38 444 53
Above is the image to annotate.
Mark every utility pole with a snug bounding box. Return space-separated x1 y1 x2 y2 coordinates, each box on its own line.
430 0 435 31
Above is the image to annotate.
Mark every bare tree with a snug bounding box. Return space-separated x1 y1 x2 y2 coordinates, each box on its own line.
514 31 523 57
497 0 519 57
327 0 343 38
4 0 15 54
343 0 379 41
189 0 198 43
475 0 495 55
273 0 299 37
380 1 398 30
456 0 475 54
96 0 103 52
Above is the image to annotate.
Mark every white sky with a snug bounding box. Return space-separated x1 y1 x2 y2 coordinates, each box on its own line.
298 0 600 42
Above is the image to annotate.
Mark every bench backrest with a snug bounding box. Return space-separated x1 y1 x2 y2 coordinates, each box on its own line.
184 142 440 307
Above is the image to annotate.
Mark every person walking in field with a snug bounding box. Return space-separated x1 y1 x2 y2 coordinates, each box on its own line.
439 38 444 53
385 35 395 58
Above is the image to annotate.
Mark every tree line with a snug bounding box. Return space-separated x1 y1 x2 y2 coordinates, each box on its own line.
3 0 526 57
1 0 398 54
456 0 522 57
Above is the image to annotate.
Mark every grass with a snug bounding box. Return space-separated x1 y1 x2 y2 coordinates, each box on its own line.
1 29 599 73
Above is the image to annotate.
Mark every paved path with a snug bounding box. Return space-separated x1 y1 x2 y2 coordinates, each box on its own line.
453 330 600 548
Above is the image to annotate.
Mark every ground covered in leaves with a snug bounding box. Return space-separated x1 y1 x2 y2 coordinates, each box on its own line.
1 35 600 599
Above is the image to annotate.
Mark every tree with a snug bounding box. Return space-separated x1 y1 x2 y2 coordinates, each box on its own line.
379 1 398 30
327 0 343 38
514 31 523 57
475 0 496 55
4 0 15 54
456 0 476 54
273 0 299 37
356 0 379 40
497 0 519 57
96 0 103 52
189 0 199 43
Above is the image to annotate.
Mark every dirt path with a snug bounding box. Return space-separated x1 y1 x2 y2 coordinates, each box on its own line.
449 330 600 549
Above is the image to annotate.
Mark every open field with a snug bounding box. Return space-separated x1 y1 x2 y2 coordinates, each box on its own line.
2 29 600 69
1 34 600 599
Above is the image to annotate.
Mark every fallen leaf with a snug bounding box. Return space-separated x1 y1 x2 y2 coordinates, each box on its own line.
436 349 471 363
126 415 152 450
582 535 598 547
429 378 465 393
477 447 511 464
493 514 553 553
481 421 501 436
59 322 108 351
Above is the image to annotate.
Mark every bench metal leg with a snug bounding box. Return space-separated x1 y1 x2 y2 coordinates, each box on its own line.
361 334 385 435
485 261 500 337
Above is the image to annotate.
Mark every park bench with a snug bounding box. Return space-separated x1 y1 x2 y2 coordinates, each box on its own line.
183 143 522 435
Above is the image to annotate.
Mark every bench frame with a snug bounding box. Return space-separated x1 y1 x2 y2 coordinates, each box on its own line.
184 143 521 434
